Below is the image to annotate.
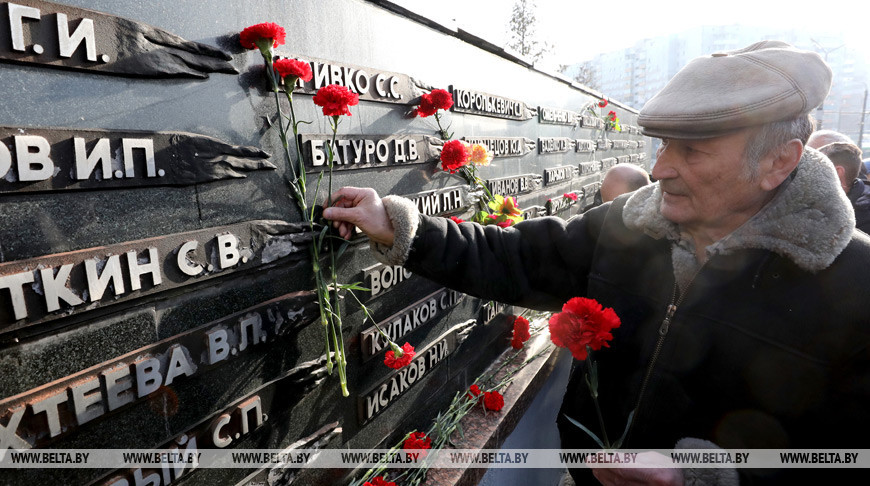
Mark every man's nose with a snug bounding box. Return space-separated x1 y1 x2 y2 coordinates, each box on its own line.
651 144 679 180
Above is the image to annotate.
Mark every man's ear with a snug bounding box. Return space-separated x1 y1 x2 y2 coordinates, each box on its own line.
834 165 848 190
760 139 803 191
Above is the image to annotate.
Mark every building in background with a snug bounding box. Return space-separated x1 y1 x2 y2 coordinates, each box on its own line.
565 25 870 157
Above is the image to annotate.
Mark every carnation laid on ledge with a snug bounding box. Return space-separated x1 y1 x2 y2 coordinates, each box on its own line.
402 431 432 451
483 390 504 412
511 315 531 349
364 476 396 486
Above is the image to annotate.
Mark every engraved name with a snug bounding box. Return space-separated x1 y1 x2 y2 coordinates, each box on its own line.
463 137 532 158
538 107 578 126
575 139 596 153
543 165 575 185
0 221 306 332
0 126 272 193
363 263 413 299
579 161 601 176
451 87 533 120
486 174 536 196
410 187 464 216
300 134 435 171
360 288 464 359
538 137 572 154
0 292 318 449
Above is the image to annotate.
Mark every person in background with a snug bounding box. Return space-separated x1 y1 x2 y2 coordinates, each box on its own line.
323 41 870 485
599 163 651 203
817 142 870 233
808 129 868 180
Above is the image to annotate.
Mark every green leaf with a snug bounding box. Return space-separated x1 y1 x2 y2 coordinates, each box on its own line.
341 282 370 291
612 409 635 449
336 239 350 260
562 413 605 449
456 422 464 439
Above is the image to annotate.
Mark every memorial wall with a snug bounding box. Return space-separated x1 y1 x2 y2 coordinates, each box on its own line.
0 0 652 484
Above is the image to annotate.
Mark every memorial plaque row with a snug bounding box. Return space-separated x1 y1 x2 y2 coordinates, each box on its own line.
0 1 650 481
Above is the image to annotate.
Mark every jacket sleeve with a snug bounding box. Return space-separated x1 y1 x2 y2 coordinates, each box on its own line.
399 200 612 311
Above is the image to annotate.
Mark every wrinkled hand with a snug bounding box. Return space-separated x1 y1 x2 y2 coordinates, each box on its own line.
590 451 684 486
322 187 395 246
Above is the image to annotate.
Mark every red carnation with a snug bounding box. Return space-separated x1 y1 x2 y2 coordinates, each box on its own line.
415 94 438 118
364 477 396 486
449 216 465 224
384 342 415 369
608 110 617 120
403 431 432 450
429 89 454 111
598 99 608 108
467 384 482 400
313 84 359 117
483 391 504 412
564 192 578 201
511 316 531 350
548 297 621 360
440 140 471 173
240 22 286 49
273 58 313 83
414 88 454 118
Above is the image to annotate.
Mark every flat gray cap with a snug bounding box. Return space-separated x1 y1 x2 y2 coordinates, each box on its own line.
638 40 832 139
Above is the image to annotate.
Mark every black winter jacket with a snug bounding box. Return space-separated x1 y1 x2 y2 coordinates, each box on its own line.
848 178 870 235
382 149 870 484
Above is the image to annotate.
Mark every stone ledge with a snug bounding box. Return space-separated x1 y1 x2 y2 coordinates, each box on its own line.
424 329 565 486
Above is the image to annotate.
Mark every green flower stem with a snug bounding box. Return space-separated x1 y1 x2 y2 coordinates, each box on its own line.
348 289 400 354
264 62 305 209
259 48 345 393
585 346 611 449
433 110 451 140
324 115 348 396
283 89 308 195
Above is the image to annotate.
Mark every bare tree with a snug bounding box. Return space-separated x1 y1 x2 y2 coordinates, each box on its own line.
507 0 551 63
558 61 598 89
558 62 598 90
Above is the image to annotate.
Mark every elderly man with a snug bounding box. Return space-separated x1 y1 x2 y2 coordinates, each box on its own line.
600 163 651 202
324 41 870 485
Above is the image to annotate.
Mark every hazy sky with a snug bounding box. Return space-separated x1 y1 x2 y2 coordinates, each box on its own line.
392 0 868 69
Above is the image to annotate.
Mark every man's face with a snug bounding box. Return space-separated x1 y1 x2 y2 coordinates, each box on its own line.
651 129 773 238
